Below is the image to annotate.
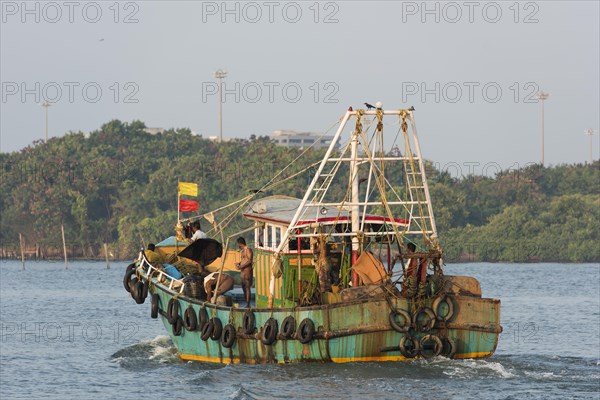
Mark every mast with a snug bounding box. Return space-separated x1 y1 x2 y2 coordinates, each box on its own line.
350 121 360 286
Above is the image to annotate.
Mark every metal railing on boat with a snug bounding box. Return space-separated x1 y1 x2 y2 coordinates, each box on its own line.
137 252 186 294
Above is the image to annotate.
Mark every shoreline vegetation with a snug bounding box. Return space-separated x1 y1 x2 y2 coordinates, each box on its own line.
1 120 598 263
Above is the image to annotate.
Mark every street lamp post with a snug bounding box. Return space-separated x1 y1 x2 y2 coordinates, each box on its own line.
41 101 51 142
584 128 597 164
213 69 228 142
536 91 550 166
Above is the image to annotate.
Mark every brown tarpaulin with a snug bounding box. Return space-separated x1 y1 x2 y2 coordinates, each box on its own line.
352 251 387 285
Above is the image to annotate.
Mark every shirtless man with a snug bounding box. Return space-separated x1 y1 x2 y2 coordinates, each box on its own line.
403 242 428 297
234 237 253 308
204 272 234 301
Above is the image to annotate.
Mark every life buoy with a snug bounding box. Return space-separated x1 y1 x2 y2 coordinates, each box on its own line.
413 307 435 332
167 298 179 324
440 336 456 359
210 317 222 341
399 335 420 358
389 310 411 333
419 334 442 358
242 310 255 335
134 281 145 304
261 318 278 346
297 318 315 344
151 293 159 319
221 324 236 348
123 263 135 292
280 316 296 339
200 318 213 341
198 306 208 332
173 316 183 337
184 306 197 331
433 295 455 322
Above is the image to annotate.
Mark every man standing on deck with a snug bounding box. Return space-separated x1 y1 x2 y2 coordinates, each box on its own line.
402 242 428 297
235 237 253 308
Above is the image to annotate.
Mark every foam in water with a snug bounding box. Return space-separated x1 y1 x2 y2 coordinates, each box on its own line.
110 335 179 367
442 359 516 379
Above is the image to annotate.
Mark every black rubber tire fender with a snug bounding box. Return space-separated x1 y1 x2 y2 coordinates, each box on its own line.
200 318 214 341
242 310 255 335
197 306 208 332
210 317 223 341
280 316 296 339
297 318 315 344
261 318 278 346
413 307 436 332
389 310 411 333
173 316 183 337
167 298 179 324
419 334 443 358
221 324 236 348
440 336 457 359
141 279 149 300
433 295 455 322
151 293 159 319
123 263 135 292
183 306 197 331
134 281 145 304
399 335 420 358
130 277 140 301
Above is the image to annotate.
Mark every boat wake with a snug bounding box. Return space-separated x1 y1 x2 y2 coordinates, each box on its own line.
437 358 516 379
110 335 179 368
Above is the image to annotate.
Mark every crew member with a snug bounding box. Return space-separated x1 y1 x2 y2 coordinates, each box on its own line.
190 221 207 241
235 237 253 308
145 243 162 265
403 242 428 297
204 271 234 301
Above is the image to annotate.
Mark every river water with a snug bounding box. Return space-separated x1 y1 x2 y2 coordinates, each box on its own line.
0 261 598 399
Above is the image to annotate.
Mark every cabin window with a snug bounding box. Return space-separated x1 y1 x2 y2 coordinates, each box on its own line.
275 227 281 248
255 225 265 248
267 225 273 248
289 228 311 251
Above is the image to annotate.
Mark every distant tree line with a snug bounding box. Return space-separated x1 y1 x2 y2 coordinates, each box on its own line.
0 120 598 262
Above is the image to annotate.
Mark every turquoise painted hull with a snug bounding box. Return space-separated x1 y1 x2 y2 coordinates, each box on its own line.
145 270 501 364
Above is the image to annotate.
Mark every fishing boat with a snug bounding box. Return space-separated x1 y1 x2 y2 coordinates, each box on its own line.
123 105 502 364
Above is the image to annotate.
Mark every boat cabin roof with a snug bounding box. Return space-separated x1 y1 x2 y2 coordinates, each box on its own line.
243 196 408 228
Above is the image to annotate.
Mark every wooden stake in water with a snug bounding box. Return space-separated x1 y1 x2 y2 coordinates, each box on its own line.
104 243 110 270
61 224 68 270
19 233 25 270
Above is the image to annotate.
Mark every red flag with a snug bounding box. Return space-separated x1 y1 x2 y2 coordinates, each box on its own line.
179 199 199 212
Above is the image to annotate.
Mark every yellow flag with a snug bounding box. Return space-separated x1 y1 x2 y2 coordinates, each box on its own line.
178 182 198 197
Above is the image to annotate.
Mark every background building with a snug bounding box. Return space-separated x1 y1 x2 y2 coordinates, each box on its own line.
271 130 337 149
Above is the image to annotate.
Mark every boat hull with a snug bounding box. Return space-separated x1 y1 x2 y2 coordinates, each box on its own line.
150 276 501 364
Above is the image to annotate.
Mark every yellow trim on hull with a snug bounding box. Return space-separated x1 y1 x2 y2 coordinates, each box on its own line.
180 351 494 364
452 351 494 359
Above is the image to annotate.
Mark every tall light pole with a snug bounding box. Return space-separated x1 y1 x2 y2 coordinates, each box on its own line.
41 101 51 142
584 128 597 164
213 69 227 142
536 91 550 166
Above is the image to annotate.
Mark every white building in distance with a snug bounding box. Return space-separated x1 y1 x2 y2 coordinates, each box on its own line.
271 130 337 149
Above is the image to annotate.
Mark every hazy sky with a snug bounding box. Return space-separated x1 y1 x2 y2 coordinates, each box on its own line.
1 1 598 172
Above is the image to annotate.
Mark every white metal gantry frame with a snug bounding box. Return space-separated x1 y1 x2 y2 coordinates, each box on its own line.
268 108 438 295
